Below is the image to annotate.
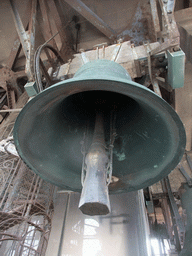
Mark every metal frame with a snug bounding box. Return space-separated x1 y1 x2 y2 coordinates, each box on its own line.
0 112 55 256
9 0 37 81
149 0 180 56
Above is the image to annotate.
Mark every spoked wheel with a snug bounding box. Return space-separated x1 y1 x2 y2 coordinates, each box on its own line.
34 44 64 92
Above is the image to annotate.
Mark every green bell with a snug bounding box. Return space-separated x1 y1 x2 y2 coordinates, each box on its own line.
14 60 186 215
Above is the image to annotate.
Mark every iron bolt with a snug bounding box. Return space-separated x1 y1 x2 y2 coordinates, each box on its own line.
158 57 164 63
140 60 145 66
141 70 145 75
159 68 164 73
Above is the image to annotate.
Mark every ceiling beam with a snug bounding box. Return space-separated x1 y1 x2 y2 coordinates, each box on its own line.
64 0 117 40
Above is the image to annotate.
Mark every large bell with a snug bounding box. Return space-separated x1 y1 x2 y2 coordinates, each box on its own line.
14 60 186 215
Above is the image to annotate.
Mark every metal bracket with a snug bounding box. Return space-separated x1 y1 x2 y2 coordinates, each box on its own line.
167 49 185 89
178 164 192 187
9 0 37 81
111 41 122 62
186 154 192 171
164 177 185 233
80 50 89 64
149 0 179 56
93 42 108 60
167 0 176 14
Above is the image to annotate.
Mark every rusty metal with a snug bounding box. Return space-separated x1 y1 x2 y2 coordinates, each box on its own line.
150 37 179 56
144 42 163 95
179 183 192 255
150 0 161 39
9 0 36 81
80 50 89 64
9 0 31 64
161 179 182 251
160 197 174 241
39 59 52 86
102 45 105 59
149 0 180 56
164 178 185 234
7 84 16 109
93 43 108 60
27 0 37 79
55 41 162 80
96 46 99 59
175 8 192 63
152 80 162 97
178 164 192 187
110 42 122 61
186 154 192 171
39 0 59 55
8 0 71 91
0 114 55 256
64 59 72 78
47 0 70 60
64 0 117 40
34 44 64 92
167 0 176 14
6 37 22 71
0 67 24 94
0 66 25 110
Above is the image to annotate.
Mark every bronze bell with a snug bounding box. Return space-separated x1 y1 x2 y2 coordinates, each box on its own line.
14 60 186 215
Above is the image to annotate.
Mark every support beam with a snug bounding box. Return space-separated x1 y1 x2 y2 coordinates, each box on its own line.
6 38 21 70
47 0 70 60
27 0 37 80
150 0 161 39
9 0 30 60
9 0 36 81
64 0 117 40
39 0 59 54
175 8 192 63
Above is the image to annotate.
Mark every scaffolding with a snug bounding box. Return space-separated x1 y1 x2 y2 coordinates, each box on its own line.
0 118 56 256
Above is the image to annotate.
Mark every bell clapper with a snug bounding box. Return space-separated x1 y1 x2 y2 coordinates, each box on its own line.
79 112 113 216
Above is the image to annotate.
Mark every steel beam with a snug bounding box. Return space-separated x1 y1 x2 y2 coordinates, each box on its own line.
161 178 183 252
167 0 176 14
27 0 37 80
39 0 59 54
47 0 70 60
175 8 192 63
186 154 192 171
178 164 192 187
9 0 30 60
149 0 179 56
150 0 161 38
164 177 185 234
9 0 36 81
6 38 21 70
64 0 117 40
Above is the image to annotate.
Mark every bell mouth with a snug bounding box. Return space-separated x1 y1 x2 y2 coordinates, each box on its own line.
60 90 139 140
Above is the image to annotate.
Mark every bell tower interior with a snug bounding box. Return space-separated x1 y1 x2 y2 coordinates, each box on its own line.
0 0 192 255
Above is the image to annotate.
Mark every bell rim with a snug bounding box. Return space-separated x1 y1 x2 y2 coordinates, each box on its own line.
14 77 186 192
